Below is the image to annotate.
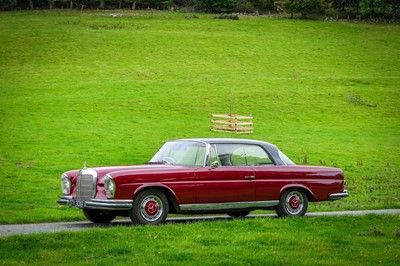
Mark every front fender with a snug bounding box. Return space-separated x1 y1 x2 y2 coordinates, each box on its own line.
132 184 182 213
133 183 177 200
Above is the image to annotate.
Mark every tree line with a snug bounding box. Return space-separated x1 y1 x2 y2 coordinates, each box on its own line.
1 0 398 20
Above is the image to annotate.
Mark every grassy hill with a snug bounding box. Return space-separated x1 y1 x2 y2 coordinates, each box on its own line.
0 10 399 224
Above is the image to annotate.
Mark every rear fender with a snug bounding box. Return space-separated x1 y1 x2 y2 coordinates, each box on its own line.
280 184 316 202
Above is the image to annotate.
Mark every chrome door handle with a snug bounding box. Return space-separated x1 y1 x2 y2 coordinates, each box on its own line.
245 176 255 180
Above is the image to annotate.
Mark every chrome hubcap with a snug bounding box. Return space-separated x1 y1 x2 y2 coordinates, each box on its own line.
285 191 304 215
140 195 163 222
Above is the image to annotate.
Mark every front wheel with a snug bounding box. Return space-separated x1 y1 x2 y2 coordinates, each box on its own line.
276 189 308 217
130 189 169 225
83 209 116 223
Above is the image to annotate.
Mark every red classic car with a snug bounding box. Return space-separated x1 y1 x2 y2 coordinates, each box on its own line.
57 138 348 224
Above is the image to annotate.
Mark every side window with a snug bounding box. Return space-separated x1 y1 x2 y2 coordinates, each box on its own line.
214 144 238 166
212 144 274 166
244 145 274 166
231 147 247 166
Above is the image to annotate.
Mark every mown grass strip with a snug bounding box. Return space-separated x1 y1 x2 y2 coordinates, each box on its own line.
0 215 399 265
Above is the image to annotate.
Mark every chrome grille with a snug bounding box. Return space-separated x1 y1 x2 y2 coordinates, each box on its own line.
76 175 96 200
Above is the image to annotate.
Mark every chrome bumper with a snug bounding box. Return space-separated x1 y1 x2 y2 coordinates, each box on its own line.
329 190 349 200
57 196 133 210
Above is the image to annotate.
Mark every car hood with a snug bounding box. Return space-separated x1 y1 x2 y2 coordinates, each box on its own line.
64 164 190 178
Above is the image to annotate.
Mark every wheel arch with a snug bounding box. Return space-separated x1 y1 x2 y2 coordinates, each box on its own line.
133 184 180 214
279 185 316 202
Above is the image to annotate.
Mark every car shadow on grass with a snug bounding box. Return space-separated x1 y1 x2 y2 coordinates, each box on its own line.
100 214 277 228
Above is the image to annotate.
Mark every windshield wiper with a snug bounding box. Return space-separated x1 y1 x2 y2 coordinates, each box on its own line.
145 161 168 165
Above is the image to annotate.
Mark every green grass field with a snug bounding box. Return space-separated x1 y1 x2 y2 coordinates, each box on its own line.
0 10 399 224
1 215 399 265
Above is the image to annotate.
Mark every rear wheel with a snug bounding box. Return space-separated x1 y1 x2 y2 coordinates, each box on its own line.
130 189 169 225
227 211 250 218
276 189 308 217
83 209 116 223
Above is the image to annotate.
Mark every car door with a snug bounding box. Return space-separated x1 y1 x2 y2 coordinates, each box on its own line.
236 144 282 201
194 143 255 204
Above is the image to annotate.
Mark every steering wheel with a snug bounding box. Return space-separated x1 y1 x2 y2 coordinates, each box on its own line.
162 157 177 165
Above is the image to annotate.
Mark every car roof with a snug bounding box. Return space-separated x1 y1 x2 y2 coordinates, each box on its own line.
173 138 277 149
170 138 286 166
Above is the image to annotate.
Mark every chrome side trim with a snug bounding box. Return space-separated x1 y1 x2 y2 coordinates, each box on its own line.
329 190 349 200
56 196 133 210
85 199 133 210
57 197 280 211
179 200 279 211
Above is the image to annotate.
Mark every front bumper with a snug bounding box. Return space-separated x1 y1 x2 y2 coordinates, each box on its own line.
57 196 133 210
329 190 349 200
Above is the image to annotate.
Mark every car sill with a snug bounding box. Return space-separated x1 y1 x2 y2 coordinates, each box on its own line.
179 200 279 211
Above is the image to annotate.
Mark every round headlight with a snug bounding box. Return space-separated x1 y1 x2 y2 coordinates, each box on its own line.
104 174 115 198
61 173 71 195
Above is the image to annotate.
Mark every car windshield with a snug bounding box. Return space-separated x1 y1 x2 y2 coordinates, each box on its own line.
149 141 206 166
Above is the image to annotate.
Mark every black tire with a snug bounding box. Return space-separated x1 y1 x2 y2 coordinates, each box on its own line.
130 189 169 225
227 211 250 218
276 189 308 217
83 209 116 223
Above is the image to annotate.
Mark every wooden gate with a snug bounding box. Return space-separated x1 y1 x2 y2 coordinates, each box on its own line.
210 114 253 134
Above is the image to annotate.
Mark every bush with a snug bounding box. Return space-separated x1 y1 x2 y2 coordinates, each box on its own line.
234 0 256 13
196 0 236 13
283 0 323 18
214 13 240 18
0 0 17 10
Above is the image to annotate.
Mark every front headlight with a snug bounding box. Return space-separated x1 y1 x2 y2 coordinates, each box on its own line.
61 173 71 195
104 174 116 198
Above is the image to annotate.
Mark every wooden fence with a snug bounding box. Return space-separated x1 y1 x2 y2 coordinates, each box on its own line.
210 114 253 134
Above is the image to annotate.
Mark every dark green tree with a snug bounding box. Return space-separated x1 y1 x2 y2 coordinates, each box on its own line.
196 0 236 12
360 0 391 17
329 0 346 11
386 0 398 19
0 0 17 10
234 0 255 12
283 0 322 18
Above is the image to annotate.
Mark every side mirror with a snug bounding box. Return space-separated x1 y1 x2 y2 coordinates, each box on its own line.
211 161 220 169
